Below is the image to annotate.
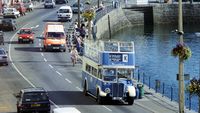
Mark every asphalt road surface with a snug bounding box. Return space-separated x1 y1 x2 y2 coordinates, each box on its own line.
0 1 153 113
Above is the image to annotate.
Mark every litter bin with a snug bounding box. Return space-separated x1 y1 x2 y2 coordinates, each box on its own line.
137 84 144 99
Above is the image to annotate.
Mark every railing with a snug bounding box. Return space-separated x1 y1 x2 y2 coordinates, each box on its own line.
134 68 198 112
93 5 115 25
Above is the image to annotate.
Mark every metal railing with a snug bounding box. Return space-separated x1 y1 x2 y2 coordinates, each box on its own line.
93 5 115 25
134 68 198 112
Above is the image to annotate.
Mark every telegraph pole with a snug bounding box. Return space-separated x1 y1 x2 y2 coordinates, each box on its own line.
178 0 184 112
78 0 80 28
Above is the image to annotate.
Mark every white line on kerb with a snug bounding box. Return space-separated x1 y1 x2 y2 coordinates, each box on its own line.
41 53 44 56
48 64 53 69
65 78 72 84
56 71 62 76
76 86 82 91
8 23 59 108
44 58 47 62
103 105 112 112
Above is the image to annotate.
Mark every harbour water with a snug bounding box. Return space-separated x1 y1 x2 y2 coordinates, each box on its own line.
111 24 200 111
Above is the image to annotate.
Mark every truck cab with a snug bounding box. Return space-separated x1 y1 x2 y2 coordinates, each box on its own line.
13 2 27 15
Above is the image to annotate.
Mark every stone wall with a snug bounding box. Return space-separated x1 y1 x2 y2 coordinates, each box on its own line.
95 8 144 39
95 4 200 39
153 4 200 24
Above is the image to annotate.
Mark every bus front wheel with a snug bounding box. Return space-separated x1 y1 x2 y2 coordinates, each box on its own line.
97 91 103 104
127 97 134 105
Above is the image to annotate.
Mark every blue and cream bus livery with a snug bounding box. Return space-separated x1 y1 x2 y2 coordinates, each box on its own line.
82 40 136 105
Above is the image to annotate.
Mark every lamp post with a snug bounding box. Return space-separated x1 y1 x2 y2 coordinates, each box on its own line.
78 0 80 28
178 0 184 112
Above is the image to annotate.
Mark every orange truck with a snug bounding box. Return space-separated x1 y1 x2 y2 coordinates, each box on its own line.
43 22 66 52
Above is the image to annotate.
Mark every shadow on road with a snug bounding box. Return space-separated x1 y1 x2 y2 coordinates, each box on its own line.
5 41 19 44
14 47 42 52
48 91 126 105
43 19 59 22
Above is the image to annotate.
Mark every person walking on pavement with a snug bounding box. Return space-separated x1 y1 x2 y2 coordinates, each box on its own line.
70 46 78 66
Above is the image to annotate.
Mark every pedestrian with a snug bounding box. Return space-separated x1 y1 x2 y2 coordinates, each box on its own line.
70 46 78 66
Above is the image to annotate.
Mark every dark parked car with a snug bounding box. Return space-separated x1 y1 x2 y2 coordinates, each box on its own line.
0 19 17 31
16 87 51 113
55 0 68 4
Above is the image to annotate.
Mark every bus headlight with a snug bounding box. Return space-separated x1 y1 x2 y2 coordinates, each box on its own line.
105 88 111 93
19 37 22 39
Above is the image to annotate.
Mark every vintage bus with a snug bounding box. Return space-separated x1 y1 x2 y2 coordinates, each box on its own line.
82 40 136 105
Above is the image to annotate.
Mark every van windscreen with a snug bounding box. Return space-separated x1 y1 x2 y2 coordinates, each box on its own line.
47 32 64 38
59 9 70 13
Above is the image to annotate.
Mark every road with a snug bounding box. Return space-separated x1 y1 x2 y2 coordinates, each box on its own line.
0 1 153 113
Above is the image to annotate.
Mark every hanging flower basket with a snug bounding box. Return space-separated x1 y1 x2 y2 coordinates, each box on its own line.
171 43 192 61
187 78 200 97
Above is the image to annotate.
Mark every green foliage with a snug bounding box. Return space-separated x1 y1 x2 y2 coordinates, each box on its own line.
82 9 95 21
171 43 192 61
188 78 200 97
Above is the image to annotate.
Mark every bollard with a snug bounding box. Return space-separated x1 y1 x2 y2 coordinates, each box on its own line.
143 73 145 84
189 92 191 110
162 83 165 97
138 69 140 82
149 76 151 89
171 86 173 101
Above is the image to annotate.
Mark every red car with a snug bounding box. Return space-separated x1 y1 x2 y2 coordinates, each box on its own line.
18 28 34 43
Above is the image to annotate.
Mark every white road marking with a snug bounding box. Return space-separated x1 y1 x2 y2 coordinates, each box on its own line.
39 39 41 42
41 53 44 56
40 48 42 51
8 23 59 108
44 58 47 62
48 64 53 69
76 86 82 91
39 43 41 46
65 78 72 84
103 105 112 112
56 71 62 76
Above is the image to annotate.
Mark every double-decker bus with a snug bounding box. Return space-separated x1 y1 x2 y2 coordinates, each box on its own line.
82 40 136 105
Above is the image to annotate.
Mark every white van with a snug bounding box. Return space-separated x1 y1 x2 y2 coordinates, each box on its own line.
44 0 55 8
53 107 81 113
57 6 73 22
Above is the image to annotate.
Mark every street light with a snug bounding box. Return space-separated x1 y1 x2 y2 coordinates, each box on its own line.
78 0 80 28
177 0 184 112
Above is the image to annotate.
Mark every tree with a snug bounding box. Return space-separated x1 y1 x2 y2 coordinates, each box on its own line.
82 8 95 40
188 78 200 113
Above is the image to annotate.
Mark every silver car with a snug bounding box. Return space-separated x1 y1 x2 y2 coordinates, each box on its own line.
71 3 84 13
0 48 8 65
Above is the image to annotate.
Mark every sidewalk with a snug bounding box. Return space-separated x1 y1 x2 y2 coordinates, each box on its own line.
133 79 197 113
